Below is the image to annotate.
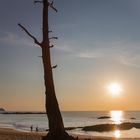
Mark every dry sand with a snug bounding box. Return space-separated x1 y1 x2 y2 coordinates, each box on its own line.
0 128 140 140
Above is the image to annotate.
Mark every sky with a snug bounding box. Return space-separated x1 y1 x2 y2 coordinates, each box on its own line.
0 0 140 111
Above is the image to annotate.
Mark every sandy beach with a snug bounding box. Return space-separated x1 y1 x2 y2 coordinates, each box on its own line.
0 128 140 140
0 128 45 140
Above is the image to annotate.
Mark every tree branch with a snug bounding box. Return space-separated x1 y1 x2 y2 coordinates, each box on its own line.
49 37 58 40
52 65 57 69
50 45 54 48
48 1 58 12
34 0 43 4
18 23 41 47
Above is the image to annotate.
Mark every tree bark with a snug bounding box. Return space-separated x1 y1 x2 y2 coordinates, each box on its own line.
41 0 65 135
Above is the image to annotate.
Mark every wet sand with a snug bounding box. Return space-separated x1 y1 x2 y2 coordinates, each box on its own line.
0 128 45 140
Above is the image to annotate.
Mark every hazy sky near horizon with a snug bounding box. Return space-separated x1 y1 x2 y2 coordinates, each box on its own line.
0 0 140 111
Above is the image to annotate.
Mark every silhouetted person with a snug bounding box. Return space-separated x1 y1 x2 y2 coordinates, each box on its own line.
36 126 38 132
30 125 33 132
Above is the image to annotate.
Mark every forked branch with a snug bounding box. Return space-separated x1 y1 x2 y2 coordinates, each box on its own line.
48 1 58 12
18 23 41 47
34 0 58 12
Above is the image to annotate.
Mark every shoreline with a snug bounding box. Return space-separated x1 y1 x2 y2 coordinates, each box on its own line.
0 127 140 140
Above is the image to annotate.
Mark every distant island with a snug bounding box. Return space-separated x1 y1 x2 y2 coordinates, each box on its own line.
3 112 46 114
0 108 6 113
0 108 46 114
97 116 111 119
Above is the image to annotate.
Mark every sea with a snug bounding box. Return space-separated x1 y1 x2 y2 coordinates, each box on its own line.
0 111 140 138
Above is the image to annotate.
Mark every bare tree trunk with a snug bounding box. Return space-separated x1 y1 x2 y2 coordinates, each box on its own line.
41 0 65 135
18 0 75 139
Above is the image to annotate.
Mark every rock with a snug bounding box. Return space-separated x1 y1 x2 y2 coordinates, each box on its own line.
0 108 5 112
83 124 116 132
82 122 136 132
97 116 111 119
130 117 136 120
133 123 140 128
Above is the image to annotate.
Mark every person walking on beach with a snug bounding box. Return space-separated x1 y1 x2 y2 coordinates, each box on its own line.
36 126 38 132
30 125 33 132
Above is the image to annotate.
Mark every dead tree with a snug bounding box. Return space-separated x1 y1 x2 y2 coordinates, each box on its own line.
18 0 75 139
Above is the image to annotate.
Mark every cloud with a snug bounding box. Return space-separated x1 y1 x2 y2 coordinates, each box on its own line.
75 40 126 58
55 44 73 52
119 51 140 68
75 40 140 68
120 56 140 68
53 39 140 68
6 30 137 69
54 40 76 53
76 51 102 58
0 31 34 48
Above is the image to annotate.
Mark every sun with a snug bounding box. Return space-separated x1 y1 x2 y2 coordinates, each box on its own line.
107 82 122 96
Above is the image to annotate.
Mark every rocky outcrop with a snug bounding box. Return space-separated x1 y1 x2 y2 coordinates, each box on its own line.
82 122 140 132
97 116 111 119
0 108 5 113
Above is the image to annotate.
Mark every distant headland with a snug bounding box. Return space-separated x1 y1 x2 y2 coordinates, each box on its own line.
0 108 45 114
0 108 5 112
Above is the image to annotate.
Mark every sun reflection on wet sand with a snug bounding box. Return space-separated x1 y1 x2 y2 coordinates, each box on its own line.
114 130 121 138
110 110 123 124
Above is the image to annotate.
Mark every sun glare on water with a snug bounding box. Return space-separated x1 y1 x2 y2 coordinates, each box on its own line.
110 110 123 124
110 111 123 138
107 82 123 96
114 130 121 138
